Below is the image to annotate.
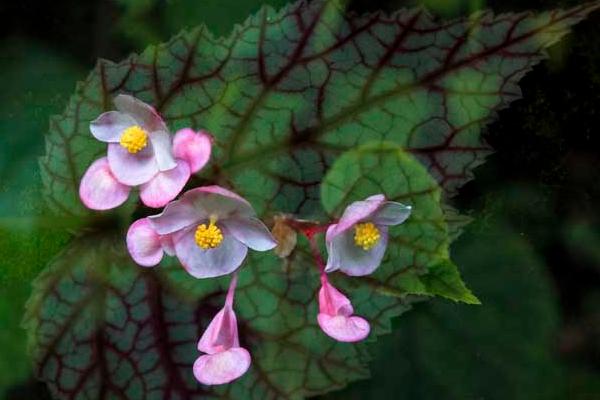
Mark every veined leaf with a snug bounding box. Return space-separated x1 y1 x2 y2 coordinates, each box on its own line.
24 235 413 399
41 0 599 217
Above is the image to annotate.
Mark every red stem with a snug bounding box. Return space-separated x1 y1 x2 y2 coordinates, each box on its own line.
281 215 334 282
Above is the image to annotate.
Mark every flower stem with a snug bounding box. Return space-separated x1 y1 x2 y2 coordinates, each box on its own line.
225 272 238 308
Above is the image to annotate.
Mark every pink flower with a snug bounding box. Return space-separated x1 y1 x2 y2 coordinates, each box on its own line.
126 185 277 278
194 274 251 385
325 194 411 276
79 94 212 210
125 218 176 267
317 275 370 342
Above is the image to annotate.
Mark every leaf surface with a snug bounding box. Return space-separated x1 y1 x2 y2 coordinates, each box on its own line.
41 0 599 216
24 236 411 399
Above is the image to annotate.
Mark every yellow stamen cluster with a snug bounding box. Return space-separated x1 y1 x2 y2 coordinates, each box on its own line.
354 222 380 251
195 218 224 250
119 125 148 154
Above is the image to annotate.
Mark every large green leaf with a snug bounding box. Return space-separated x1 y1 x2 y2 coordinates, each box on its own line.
41 0 599 217
24 235 412 399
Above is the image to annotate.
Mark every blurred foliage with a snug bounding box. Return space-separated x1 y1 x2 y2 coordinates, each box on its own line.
320 218 564 400
113 0 291 47
1 0 599 398
0 39 83 397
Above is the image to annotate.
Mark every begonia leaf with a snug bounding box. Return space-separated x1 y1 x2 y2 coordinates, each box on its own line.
24 235 413 399
41 0 599 217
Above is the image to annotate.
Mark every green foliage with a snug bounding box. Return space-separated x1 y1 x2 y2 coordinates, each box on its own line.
27 0 600 398
40 0 599 217
0 39 83 397
24 234 413 399
419 259 479 304
321 221 564 400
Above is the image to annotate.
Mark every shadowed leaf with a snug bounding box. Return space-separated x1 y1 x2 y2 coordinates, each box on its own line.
321 221 564 400
419 259 480 304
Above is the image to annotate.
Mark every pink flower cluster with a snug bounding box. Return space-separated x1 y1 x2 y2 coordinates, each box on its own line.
79 95 411 386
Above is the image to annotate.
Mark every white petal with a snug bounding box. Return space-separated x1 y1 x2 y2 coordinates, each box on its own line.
174 228 248 279
222 218 277 251
326 227 388 276
149 130 177 171
372 202 412 226
90 111 136 143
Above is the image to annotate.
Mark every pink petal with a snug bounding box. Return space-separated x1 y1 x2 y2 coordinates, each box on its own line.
90 111 136 143
173 128 212 173
79 157 130 210
318 278 354 317
183 186 255 220
193 348 251 385
221 217 277 251
114 94 168 133
107 143 158 186
372 202 412 226
325 225 388 276
126 218 164 267
148 197 201 235
139 160 190 208
174 228 248 279
317 278 370 342
148 185 255 236
329 194 386 238
149 130 177 171
317 314 370 342
197 305 239 354
159 234 176 256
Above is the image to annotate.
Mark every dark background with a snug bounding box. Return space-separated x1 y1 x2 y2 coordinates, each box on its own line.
1 0 598 398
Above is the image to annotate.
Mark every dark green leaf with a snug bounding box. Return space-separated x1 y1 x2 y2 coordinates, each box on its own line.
419 259 480 304
41 0 600 217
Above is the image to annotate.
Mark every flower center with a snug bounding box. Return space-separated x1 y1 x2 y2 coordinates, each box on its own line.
120 125 148 154
354 222 380 251
195 217 224 250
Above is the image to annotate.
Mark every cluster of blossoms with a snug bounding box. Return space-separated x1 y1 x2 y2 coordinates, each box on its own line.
79 95 412 386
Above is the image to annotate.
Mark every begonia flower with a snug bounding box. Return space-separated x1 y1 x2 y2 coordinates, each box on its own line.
193 274 250 385
126 218 176 267
126 185 277 278
317 274 370 342
79 94 211 210
325 194 411 276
